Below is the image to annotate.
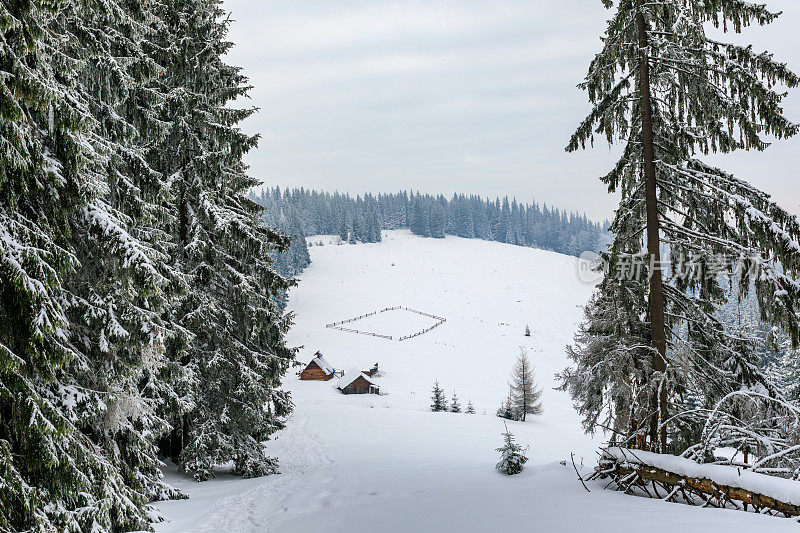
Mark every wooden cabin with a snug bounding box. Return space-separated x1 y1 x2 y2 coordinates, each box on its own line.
300 352 335 381
337 369 380 395
362 363 379 377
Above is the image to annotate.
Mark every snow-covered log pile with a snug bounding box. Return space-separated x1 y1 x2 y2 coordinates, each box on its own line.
596 448 800 517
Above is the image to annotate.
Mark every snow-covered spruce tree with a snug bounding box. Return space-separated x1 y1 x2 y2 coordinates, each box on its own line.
55 0 186 504
271 210 311 279
496 387 517 421
524 324 531 337
430 380 447 412
558 270 654 447
562 0 800 452
429 204 447 239
466 400 476 414
769 334 800 400
0 0 158 530
410 195 431 237
495 424 528 475
450 391 462 413
147 0 296 481
510 348 543 421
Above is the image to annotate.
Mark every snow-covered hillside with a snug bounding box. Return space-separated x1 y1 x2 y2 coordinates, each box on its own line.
153 231 794 532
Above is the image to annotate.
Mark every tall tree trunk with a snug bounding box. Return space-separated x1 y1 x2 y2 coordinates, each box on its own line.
636 4 668 453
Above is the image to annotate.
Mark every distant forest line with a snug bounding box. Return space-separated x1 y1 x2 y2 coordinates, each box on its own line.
250 188 610 277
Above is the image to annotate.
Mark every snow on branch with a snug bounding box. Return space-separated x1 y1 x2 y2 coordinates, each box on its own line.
603 446 800 514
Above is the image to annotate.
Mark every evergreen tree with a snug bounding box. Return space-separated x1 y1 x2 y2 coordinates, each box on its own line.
430 379 448 412
0 0 160 529
558 272 653 445
495 424 528 475
338 213 349 242
450 391 462 413
1 0 298 527
493 197 511 242
148 0 296 481
59 0 185 504
272 211 311 278
510 349 543 421
473 199 490 239
454 194 475 238
564 0 800 452
429 204 446 239
496 387 517 421
524 324 531 337
410 196 430 237
350 212 362 243
466 400 476 414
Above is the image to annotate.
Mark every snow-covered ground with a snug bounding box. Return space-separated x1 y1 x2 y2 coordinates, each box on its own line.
153 231 796 532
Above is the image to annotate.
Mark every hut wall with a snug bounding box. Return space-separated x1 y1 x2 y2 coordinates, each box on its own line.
342 376 379 394
300 363 333 381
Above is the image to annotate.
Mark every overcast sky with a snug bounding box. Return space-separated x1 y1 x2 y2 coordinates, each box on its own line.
223 0 800 221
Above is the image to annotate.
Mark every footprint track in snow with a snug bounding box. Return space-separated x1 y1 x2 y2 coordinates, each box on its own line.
192 411 335 532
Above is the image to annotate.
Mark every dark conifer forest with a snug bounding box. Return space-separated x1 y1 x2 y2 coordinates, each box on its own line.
251 188 609 277
0 1 295 530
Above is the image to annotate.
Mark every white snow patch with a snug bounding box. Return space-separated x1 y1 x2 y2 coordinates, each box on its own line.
153 231 794 532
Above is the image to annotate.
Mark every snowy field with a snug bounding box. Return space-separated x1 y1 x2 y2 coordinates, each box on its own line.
153 231 795 532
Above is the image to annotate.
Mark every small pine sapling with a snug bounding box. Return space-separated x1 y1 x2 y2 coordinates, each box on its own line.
496 423 528 475
450 391 462 413
466 400 476 414
524 324 531 337
430 379 448 412
496 387 518 421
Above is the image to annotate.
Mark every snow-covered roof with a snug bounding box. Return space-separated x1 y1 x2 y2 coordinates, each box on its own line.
337 368 378 389
310 353 334 374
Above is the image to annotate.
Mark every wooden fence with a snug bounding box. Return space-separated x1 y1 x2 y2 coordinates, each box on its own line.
397 307 446 341
325 306 446 342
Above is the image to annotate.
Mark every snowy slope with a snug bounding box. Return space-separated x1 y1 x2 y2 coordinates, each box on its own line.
153 231 795 532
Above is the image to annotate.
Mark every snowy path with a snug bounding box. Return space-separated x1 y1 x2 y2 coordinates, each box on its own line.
153 232 798 532
195 412 335 532
154 408 335 532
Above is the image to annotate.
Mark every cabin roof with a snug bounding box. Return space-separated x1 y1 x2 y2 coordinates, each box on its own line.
337 368 378 389
307 353 334 375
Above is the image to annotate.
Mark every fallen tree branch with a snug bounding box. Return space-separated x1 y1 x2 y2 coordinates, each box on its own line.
571 452 591 493
600 448 800 518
